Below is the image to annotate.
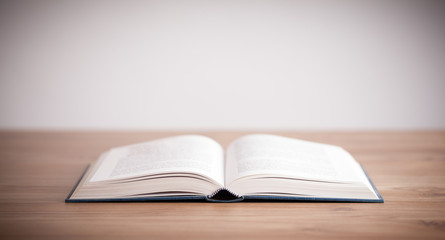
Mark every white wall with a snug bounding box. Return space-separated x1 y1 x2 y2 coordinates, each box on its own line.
1 0 444 130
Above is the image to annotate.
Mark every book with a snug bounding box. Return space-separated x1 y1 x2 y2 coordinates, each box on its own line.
66 134 384 203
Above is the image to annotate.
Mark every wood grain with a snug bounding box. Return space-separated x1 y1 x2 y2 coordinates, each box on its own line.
0 131 444 240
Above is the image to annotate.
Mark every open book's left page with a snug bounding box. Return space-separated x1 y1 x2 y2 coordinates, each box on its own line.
69 135 225 200
89 135 225 184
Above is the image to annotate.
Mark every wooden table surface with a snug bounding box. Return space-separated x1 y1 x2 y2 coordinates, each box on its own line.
0 131 444 240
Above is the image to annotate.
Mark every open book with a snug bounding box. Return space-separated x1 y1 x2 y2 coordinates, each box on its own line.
66 134 383 203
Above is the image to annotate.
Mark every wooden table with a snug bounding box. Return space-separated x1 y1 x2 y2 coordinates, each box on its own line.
0 131 444 239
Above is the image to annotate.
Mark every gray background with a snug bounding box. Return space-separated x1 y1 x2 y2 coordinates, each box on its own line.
1 0 444 130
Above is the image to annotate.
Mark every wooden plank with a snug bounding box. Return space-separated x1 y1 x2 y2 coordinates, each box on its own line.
0 131 444 240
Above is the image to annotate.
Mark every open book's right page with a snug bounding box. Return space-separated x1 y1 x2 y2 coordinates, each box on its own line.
225 134 379 200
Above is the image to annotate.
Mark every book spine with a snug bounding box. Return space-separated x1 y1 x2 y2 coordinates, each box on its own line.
207 187 242 198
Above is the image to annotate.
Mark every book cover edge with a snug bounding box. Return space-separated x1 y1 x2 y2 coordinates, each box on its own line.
65 164 91 202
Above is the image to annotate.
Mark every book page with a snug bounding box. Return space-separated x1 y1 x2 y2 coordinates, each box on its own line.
225 134 364 185
89 135 225 186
